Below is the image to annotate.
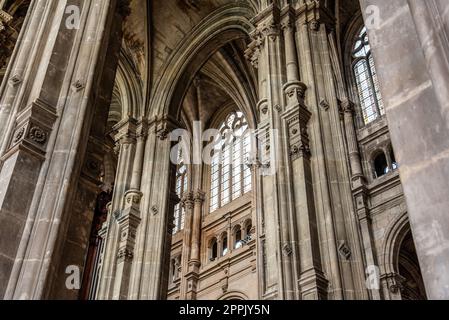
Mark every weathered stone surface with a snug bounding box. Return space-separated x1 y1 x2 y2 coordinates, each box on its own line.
0 0 445 300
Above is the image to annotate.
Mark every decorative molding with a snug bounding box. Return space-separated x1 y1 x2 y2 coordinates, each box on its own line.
194 190 206 203
309 19 320 31
245 31 264 69
181 192 194 210
154 116 179 141
0 10 12 32
339 98 355 114
71 80 85 92
13 127 25 143
29 126 48 145
117 248 134 261
9 74 22 87
282 243 293 257
282 105 312 161
319 99 330 111
284 81 308 106
338 241 352 260
125 190 143 206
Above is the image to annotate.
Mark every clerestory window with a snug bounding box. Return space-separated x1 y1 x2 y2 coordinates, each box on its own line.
352 27 385 125
210 112 252 212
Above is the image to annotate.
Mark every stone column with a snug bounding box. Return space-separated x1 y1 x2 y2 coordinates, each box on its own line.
280 12 328 300
111 119 148 300
184 190 205 300
1 0 127 299
112 190 141 300
341 99 363 180
339 98 380 299
360 0 449 299
246 4 300 299
293 2 369 299
130 116 179 300
97 118 138 300
179 192 194 299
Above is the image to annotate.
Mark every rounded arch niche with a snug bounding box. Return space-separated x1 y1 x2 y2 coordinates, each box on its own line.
148 3 257 129
382 212 427 300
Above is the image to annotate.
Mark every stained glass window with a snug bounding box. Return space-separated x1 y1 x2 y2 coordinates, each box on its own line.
209 112 252 212
353 27 385 125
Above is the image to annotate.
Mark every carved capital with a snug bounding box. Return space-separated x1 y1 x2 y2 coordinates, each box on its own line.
154 116 179 141
181 192 195 210
339 98 355 114
284 81 307 105
261 20 280 41
125 189 143 207
280 20 293 33
245 31 264 69
309 19 320 31
194 190 206 203
113 117 138 144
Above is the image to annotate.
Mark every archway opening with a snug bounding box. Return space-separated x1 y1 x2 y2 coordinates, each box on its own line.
163 17 258 300
397 231 427 300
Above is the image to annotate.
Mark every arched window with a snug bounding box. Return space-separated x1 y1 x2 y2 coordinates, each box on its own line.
374 152 388 178
173 151 188 234
244 221 252 239
353 27 385 125
222 233 229 256
210 238 218 261
210 112 252 212
234 226 243 249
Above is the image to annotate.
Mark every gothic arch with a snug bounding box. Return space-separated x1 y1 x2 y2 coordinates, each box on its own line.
147 3 257 127
113 48 144 121
382 212 410 275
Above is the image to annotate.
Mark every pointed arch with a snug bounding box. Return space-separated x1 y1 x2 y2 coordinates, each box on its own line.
147 3 257 128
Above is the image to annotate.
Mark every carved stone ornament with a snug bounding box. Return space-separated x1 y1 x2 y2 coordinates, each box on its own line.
340 98 355 114
282 243 293 257
9 74 22 87
71 80 85 92
156 128 169 140
13 127 25 143
286 83 307 101
126 192 142 205
338 241 351 260
320 99 330 111
262 20 280 41
0 10 13 32
29 126 48 144
310 19 320 31
117 248 134 261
